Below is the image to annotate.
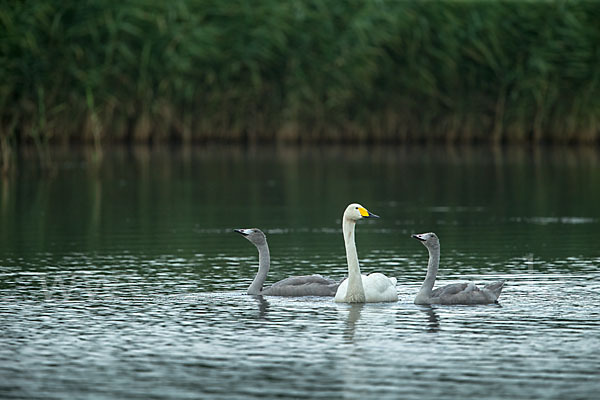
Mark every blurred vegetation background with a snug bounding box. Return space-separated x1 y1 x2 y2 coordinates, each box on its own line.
1 0 600 163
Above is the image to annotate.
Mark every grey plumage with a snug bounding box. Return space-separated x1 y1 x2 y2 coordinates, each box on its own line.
262 275 339 296
412 232 505 305
235 228 339 297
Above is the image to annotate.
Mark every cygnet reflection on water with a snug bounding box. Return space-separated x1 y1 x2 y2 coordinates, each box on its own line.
417 305 440 333
250 295 269 320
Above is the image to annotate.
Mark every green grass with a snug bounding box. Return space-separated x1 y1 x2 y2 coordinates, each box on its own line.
1 0 600 160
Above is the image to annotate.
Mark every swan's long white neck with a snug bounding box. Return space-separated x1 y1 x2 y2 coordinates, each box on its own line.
248 242 270 295
417 244 440 299
343 218 366 302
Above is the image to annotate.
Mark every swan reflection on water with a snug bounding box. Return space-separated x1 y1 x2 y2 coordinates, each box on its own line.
343 303 365 343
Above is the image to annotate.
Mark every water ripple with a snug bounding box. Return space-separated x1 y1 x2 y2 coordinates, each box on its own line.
2 245 600 400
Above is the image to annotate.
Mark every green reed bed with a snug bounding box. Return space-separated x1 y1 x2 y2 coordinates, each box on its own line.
1 0 599 157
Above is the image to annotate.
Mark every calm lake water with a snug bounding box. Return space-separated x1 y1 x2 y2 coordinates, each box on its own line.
1 145 600 399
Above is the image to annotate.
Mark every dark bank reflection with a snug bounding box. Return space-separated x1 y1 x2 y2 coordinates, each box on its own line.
2 144 600 267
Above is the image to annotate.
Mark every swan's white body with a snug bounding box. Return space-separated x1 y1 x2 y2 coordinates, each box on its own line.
412 232 505 305
334 273 398 303
334 204 398 303
235 228 339 297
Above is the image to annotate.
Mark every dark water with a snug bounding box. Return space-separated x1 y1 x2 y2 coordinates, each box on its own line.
1 145 600 399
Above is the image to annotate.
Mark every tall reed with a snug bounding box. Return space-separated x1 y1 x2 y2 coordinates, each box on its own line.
1 0 599 160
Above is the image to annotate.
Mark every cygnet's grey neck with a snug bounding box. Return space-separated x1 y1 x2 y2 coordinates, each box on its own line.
248 241 270 295
416 244 440 300
343 218 366 302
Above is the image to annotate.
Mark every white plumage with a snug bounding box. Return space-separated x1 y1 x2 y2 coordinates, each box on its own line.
335 273 398 303
334 203 398 303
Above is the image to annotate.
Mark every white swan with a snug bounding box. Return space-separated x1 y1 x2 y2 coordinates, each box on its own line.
235 228 339 296
412 232 505 305
334 204 398 303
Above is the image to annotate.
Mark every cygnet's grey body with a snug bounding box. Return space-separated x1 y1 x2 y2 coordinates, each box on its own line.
235 228 339 296
412 232 505 305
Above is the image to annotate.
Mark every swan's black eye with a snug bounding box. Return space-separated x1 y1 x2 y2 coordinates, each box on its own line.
355 207 359 209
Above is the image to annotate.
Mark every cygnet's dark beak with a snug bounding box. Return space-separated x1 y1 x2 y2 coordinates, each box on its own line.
234 229 249 236
412 234 425 242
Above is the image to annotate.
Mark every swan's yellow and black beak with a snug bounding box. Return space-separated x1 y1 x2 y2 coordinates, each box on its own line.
359 207 379 219
412 234 426 242
234 229 250 236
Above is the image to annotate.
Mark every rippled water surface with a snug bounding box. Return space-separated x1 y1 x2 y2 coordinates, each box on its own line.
1 146 600 399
